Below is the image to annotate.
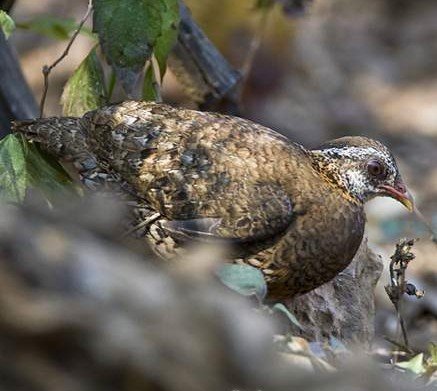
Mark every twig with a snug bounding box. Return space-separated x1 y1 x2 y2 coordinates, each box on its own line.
384 238 424 361
123 212 161 238
384 337 416 355
39 0 93 118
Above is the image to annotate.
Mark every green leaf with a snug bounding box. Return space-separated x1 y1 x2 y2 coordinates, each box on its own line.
93 0 179 95
429 343 437 365
397 353 426 375
0 135 75 204
142 64 158 101
272 303 303 329
107 70 117 101
0 134 26 202
62 47 107 116
216 264 267 301
153 0 179 78
24 142 76 203
17 15 94 41
0 10 15 39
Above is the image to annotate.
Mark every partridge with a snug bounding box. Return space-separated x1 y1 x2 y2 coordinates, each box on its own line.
14 101 413 299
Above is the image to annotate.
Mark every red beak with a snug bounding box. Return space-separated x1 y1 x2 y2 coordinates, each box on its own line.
379 183 414 212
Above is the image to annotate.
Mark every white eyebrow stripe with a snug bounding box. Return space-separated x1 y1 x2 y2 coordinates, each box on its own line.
313 146 393 165
312 146 379 156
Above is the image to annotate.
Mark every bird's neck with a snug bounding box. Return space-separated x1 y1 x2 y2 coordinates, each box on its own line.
309 150 364 205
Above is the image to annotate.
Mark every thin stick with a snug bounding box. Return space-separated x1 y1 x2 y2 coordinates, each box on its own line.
384 337 415 355
385 239 419 361
39 0 93 118
389 252 409 349
123 212 161 237
394 301 409 350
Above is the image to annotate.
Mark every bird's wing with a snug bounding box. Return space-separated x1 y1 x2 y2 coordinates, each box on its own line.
85 101 299 242
160 182 294 243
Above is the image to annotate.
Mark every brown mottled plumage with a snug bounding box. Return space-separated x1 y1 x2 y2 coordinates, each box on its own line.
13 101 413 299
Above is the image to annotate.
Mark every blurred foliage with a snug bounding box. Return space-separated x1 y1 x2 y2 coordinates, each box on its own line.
185 0 294 60
255 0 274 9
255 0 311 15
0 9 14 38
17 15 94 40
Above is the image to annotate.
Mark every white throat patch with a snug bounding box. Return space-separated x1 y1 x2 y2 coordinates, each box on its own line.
344 168 367 197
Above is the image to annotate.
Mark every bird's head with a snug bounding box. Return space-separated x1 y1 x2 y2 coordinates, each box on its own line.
311 136 414 211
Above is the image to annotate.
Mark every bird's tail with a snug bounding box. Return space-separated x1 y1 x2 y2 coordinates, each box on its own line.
12 117 88 159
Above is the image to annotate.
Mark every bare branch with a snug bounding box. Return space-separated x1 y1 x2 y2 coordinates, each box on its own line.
39 0 93 118
384 238 424 359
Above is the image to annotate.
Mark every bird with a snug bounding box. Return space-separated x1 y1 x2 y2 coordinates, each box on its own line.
13 100 414 299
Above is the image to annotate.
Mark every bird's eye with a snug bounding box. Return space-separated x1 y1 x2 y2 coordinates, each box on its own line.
367 159 386 178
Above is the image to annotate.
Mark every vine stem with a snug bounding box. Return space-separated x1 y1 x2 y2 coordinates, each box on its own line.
39 0 93 118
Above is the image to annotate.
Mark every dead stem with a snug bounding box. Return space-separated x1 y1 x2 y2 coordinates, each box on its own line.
39 0 93 118
384 238 424 362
